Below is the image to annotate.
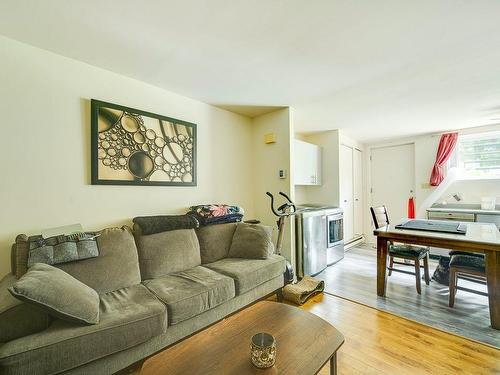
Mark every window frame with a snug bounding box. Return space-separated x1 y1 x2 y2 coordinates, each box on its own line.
450 130 500 181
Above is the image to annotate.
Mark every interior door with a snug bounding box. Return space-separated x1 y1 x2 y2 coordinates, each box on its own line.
371 143 415 228
353 148 363 237
340 144 354 242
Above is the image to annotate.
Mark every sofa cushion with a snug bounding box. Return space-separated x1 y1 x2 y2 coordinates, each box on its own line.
228 223 274 259
135 228 201 279
143 266 235 325
196 223 237 263
205 254 286 295
0 284 167 374
9 263 100 325
0 274 50 343
12 227 142 294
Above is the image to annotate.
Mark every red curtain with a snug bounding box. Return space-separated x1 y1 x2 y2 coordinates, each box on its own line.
429 132 459 186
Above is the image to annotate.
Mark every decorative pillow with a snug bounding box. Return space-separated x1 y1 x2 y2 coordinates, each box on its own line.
8 263 100 325
133 215 199 235
228 223 274 259
196 223 238 264
27 232 100 268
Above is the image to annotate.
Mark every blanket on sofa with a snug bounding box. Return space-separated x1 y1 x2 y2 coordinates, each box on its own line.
187 204 244 226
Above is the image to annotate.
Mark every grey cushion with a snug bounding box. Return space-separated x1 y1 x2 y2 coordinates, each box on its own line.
450 254 485 272
228 223 274 259
143 266 235 325
0 284 167 375
8 263 100 325
13 227 142 294
205 254 286 294
389 244 429 258
135 228 201 279
196 223 237 263
0 274 50 342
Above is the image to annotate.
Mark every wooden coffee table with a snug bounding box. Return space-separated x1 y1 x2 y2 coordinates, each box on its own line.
140 301 344 375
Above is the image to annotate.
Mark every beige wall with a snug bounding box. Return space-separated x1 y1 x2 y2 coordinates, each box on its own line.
0 36 256 277
252 108 295 267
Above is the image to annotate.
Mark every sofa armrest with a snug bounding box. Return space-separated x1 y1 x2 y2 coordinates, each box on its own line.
0 273 50 342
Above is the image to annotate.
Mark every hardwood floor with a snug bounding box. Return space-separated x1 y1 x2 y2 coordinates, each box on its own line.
128 293 499 375
303 293 500 375
316 245 499 347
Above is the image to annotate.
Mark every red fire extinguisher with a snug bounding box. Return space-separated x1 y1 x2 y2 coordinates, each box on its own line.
408 191 415 219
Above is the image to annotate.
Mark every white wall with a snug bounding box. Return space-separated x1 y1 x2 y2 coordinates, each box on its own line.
0 36 256 277
252 108 295 266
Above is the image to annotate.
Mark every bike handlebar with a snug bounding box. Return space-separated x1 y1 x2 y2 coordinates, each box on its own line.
266 191 296 217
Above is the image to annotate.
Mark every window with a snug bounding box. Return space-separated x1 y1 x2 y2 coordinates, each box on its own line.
455 131 500 179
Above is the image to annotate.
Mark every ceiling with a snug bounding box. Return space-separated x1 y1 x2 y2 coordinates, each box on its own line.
1 0 500 142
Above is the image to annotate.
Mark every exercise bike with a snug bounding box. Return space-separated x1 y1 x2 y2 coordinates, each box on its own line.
266 191 296 285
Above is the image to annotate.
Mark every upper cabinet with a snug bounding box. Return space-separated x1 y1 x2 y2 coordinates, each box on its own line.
294 139 322 185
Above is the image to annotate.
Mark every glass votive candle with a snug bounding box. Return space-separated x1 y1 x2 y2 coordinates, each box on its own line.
250 332 276 368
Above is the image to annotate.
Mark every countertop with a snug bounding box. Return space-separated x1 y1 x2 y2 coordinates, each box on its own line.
426 204 500 215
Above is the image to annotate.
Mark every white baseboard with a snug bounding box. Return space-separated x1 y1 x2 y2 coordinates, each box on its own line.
345 236 365 250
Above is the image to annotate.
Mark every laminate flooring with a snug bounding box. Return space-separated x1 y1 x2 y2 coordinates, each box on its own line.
316 245 500 347
127 294 500 375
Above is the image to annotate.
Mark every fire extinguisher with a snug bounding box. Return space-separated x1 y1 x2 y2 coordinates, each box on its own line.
408 190 415 219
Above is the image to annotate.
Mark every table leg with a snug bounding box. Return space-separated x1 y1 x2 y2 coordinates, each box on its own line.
377 237 389 297
485 250 500 330
330 352 337 375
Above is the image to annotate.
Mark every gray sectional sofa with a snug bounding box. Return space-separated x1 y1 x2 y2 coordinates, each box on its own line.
0 223 286 375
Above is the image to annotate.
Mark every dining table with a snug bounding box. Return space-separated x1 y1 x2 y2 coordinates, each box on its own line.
374 221 500 330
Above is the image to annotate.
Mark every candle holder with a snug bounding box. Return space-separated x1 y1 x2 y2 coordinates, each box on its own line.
250 332 276 368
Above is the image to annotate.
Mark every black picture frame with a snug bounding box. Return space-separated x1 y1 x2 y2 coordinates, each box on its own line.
91 99 197 186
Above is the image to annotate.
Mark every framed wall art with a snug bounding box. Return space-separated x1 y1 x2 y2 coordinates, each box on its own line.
91 99 197 186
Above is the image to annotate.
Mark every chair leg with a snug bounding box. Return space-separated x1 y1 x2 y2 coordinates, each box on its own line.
423 254 430 286
388 256 394 276
449 268 457 307
414 259 421 294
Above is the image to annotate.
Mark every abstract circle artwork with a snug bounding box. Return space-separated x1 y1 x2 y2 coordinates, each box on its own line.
91 100 196 186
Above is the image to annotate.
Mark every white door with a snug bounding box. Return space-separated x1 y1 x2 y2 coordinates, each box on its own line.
340 144 354 242
353 148 363 237
371 143 415 227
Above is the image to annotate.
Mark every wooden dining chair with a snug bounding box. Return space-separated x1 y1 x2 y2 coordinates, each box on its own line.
370 206 431 294
448 251 487 307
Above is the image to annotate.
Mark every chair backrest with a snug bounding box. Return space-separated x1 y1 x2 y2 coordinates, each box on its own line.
370 206 390 229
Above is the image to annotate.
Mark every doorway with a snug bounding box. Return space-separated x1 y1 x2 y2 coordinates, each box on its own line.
370 143 415 227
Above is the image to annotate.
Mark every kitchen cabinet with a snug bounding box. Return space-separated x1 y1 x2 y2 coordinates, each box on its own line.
340 144 364 243
427 205 500 229
294 140 322 185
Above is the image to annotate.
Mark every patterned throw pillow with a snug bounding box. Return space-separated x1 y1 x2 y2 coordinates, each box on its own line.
27 233 100 268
